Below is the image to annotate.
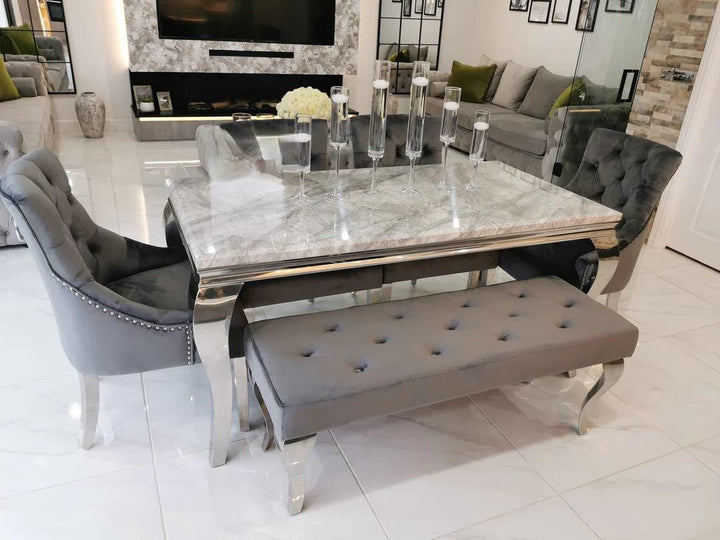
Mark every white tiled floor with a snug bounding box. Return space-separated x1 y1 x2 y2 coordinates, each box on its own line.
2 128 720 539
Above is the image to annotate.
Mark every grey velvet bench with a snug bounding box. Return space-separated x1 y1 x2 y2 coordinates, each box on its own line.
242 275 638 515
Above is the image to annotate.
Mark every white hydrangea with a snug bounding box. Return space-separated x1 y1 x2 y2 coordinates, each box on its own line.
276 87 332 120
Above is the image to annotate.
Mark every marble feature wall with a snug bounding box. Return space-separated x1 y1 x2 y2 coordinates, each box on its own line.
627 0 719 147
123 0 359 75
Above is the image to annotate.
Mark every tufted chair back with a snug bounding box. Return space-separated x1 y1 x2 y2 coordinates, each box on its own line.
565 129 682 252
1 148 192 376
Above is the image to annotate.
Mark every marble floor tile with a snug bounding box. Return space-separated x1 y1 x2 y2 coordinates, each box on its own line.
655 262 720 308
470 370 678 492
0 374 152 499
332 398 554 540
611 338 720 446
666 323 720 372
634 246 694 273
0 466 164 540
564 450 720 540
142 364 262 462
436 497 597 540
619 272 720 337
155 432 387 540
688 435 720 476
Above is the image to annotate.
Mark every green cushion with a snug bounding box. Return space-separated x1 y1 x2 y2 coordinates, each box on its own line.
448 60 497 104
388 48 410 62
0 58 20 102
1 24 38 55
549 78 587 118
0 33 19 55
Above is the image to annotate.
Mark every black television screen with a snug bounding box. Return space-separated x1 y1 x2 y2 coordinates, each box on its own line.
156 0 336 46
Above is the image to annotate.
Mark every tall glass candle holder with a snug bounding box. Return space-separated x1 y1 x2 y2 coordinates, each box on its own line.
467 110 491 191
437 85 461 190
293 113 312 201
402 61 430 195
367 60 391 196
329 86 350 198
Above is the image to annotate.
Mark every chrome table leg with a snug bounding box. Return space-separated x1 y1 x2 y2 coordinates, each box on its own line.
253 383 274 451
233 356 250 432
194 284 243 467
466 271 480 289
606 291 621 312
279 435 318 515
78 373 99 450
578 359 625 435
381 283 392 302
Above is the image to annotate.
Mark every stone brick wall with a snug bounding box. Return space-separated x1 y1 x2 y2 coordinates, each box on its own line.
626 0 719 148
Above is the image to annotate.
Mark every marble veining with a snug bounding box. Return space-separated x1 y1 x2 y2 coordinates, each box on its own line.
123 0 359 75
169 161 621 274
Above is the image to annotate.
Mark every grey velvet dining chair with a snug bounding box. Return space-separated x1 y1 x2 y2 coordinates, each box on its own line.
0 148 196 450
499 128 683 308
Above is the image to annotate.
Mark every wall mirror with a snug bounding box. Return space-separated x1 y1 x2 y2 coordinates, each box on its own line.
377 0 445 94
0 0 76 93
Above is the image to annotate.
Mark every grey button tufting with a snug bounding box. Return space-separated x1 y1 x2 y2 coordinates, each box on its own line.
375 337 387 344
302 351 314 358
564 301 575 308
431 349 442 356
354 366 366 373
499 333 510 342
518 293 526 298
447 322 459 330
395 313 405 319
462 301 471 308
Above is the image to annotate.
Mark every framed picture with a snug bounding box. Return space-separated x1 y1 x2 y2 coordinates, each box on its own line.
132 85 153 108
606 0 634 13
402 0 411 17
424 0 437 16
415 0 423 14
509 0 529 11
528 0 551 23
156 91 173 114
576 0 599 31
552 0 573 23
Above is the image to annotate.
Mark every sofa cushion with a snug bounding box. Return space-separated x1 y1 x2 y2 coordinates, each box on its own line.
5 61 48 96
0 95 53 150
582 76 617 105
1 24 39 55
448 60 496 104
408 45 429 62
0 58 20 102
492 61 538 111
518 66 573 119
479 54 508 101
427 98 516 131
549 78 587 117
489 114 547 156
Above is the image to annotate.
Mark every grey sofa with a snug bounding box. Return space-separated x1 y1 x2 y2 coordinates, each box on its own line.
378 44 431 94
0 60 56 246
0 148 196 450
426 66 629 180
4 34 69 92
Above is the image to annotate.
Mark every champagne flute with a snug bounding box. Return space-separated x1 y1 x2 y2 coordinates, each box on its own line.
437 86 461 190
329 86 350 198
367 60 391 196
402 61 430 195
293 113 312 201
467 110 490 191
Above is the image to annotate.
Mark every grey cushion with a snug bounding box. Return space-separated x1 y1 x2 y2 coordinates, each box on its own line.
518 67 573 120
407 45 429 62
246 276 639 441
492 61 538 111
581 76 618 105
10 77 37 97
107 260 193 312
5 61 48 96
479 55 508 101
489 114 547 156
426 98 516 131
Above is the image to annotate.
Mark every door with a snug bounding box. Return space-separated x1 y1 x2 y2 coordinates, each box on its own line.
667 8 720 270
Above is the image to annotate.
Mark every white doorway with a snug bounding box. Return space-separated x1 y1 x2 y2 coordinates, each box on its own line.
652 2 720 271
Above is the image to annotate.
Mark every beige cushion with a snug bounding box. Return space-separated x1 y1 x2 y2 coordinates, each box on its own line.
0 95 54 151
492 61 539 111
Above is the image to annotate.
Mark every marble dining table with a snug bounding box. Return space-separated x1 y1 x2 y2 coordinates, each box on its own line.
167 161 622 467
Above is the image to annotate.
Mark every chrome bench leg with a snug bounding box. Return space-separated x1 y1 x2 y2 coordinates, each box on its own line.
79 373 99 450
467 270 489 289
577 359 625 435
606 291 621 312
280 434 317 515
253 383 274 451
565 370 577 378
368 288 383 304
233 357 250 432
381 283 392 302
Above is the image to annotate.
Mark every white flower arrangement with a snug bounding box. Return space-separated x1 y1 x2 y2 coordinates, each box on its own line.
276 87 332 120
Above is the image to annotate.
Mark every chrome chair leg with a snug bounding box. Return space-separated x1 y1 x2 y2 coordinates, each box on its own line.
577 359 625 435
253 383 274 451
78 373 99 450
467 271 480 289
411 279 418 286
308 298 315 304
566 370 577 378
279 434 317 515
606 291 621 312
233 356 250 432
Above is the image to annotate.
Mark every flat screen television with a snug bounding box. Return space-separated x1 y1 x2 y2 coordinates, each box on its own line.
156 0 336 46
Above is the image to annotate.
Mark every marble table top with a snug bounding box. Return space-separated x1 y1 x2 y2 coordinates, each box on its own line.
169 161 621 278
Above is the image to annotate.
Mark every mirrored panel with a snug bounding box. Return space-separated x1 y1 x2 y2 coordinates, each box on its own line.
377 0 445 94
0 0 76 93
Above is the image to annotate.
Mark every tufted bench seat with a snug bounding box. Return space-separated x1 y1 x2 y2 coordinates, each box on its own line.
244 276 638 514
